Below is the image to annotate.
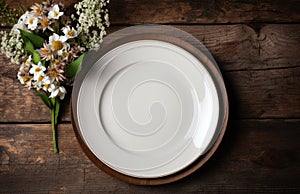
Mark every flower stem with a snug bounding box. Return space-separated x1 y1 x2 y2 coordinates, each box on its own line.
51 108 58 154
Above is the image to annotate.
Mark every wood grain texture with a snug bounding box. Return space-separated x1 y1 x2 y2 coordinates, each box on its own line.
224 67 300 119
178 24 300 71
3 0 300 24
109 0 300 24
1 24 299 122
0 120 299 193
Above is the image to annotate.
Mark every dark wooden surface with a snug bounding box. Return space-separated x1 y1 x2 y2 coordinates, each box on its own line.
0 0 300 193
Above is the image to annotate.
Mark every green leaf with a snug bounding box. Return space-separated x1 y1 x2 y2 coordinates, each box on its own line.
23 37 34 52
66 53 86 78
32 50 41 64
19 29 44 49
38 93 53 109
23 37 41 64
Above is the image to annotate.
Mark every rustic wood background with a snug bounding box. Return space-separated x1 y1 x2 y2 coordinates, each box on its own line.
1 0 300 193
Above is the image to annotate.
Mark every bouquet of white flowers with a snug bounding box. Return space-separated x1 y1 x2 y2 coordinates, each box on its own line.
0 0 110 153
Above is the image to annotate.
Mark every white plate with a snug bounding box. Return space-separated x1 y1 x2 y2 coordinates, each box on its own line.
72 25 227 179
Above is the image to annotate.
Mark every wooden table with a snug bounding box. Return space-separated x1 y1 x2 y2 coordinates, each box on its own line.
1 0 299 193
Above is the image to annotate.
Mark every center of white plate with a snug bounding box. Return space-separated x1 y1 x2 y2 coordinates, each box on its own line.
126 80 172 136
99 60 196 152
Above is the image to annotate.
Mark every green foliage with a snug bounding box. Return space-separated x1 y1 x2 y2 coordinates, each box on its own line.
20 29 44 49
20 29 44 64
66 52 86 78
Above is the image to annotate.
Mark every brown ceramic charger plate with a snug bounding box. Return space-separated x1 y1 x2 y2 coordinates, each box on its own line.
71 25 229 185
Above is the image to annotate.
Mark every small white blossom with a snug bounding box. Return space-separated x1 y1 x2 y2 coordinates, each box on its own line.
48 64 65 82
38 43 53 61
0 30 24 64
30 3 43 16
40 16 53 31
29 61 46 80
42 76 53 92
17 71 32 89
12 11 30 31
48 4 63 20
49 33 68 55
17 56 33 88
33 74 45 90
26 14 38 30
73 0 109 49
49 85 67 100
62 26 78 39
20 55 32 71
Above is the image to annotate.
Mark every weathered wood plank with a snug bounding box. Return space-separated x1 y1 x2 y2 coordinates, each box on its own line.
178 24 300 71
109 0 300 24
224 67 300 119
0 120 299 192
3 0 300 24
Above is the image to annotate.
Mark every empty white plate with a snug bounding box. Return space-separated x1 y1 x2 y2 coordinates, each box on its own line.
72 25 228 179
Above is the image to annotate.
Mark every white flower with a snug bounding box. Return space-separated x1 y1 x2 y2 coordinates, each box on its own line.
48 4 63 20
17 56 33 88
12 11 30 31
26 14 38 30
30 3 43 16
22 55 32 69
41 76 52 92
18 56 31 74
29 61 46 80
12 22 26 32
62 26 78 39
49 33 68 55
40 16 53 31
49 85 67 100
17 71 32 88
48 63 65 82
19 11 30 23
38 43 53 61
33 74 45 90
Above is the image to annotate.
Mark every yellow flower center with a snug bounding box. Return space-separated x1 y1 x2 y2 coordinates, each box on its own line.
44 84 50 89
35 67 41 73
67 30 74 37
41 19 49 28
49 69 58 78
23 76 30 83
54 11 58 17
52 40 63 51
29 18 35 25
38 75 44 82
36 7 41 14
